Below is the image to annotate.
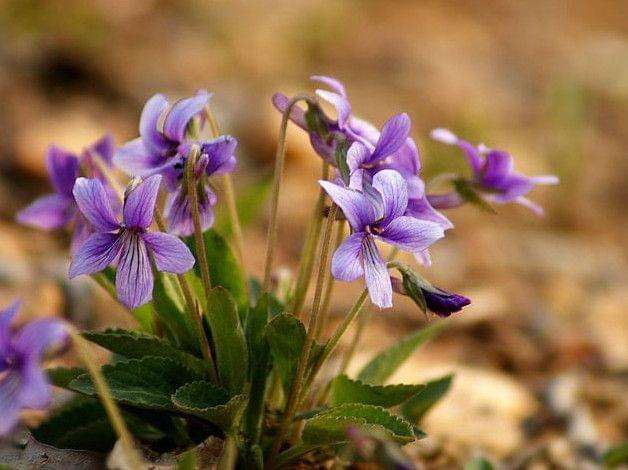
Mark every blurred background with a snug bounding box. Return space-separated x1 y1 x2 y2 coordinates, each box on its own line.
0 0 626 467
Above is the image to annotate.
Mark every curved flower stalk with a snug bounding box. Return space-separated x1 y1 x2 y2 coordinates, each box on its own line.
430 128 559 215
320 169 445 308
0 300 68 436
114 92 238 236
69 175 195 308
17 135 117 253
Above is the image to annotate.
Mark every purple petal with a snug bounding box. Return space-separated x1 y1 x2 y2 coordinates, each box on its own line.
372 169 408 226
530 175 559 185
202 135 238 175
69 214 94 255
406 176 453 230
414 249 432 267
319 181 377 231
84 134 115 167
514 196 544 216
140 94 171 154
379 137 421 177
310 75 347 97
164 184 216 237
16 194 74 230
69 232 123 278
113 138 166 177
163 91 212 143
369 114 411 163
17 361 52 409
271 93 307 130
379 216 445 253
315 89 351 128
142 232 195 273
46 146 79 197
331 232 366 281
0 300 21 357
481 150 514 186
488 174 535 200
346 142 370 173
116 234 153 309
422 286 470 317
362 235 392 308
0 370 22 436
346 116 380 146
14 318 68 360
123 175 161 230
73 178 120 232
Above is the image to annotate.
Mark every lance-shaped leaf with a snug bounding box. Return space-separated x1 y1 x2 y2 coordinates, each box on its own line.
265 313 305 393
82 328 208 378
204 287 248 395
302 403 415 445
69 356 200 410
401 374 453 422
330 375 424 408
172 381 247 431
357 323 443 385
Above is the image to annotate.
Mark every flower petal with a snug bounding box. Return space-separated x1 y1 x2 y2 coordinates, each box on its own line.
14 318 68 360
311 75 347 97
46 146 79 197
0 300 21 358
406 176 453 230
202 135 238 175
17 361 52 409
0 370 22 436
84 133 115 167
514 196 545 216
142 232 195 273
113 138 166 177
123 175 162 229
16 194 74 230
331 232 366 281
481 150 514 186
73 178 120 231
116 235 153 309
140 94 171 154
163 91 212 143
362 235 392 308
69 214 94 255
164 185 216 237
319 181 377 231
372 169 408 225
315 89 351 128
379 216 444 253
346 142 370 173
69 232 123 278
422 286 470 317
271 93 307 130
369 113 411 163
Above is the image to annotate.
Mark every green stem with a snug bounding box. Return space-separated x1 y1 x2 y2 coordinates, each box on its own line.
266 204 338 468
263 94 317 292
289 162 329 315
217 434 238 470
70 329 144 469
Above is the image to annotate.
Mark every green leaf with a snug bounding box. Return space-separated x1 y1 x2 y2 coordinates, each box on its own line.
452 178 496 214
302 404 415 445
82 328 208 378
330 375 424 408
216 177 272 235
275 443 343 468
334 137 351 185
401 374 453 422
172 381 247 431
205 287 248 395
47 367 86 388
465 457 494 470
357 323 444 385
69 356 200 410
603 443 628 468
265 313 305 393
187 229 248 314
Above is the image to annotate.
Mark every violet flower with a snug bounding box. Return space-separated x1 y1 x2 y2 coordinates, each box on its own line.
391 277 470 317
17 135 117 253
69 175 195 309
430 128 559 215
320 169 445 308
0 300 68 436
114 92 237 235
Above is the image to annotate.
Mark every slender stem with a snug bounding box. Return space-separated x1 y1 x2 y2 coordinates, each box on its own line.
185 145 213 300
263 94 317 292
217 434 237 470
289 162 329 315
90 153 125 201
266 204 338 468
69 329 144 469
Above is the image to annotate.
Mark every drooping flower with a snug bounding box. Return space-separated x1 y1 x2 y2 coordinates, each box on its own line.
0 300 68 436
113 92 238 235
16 135 117 253
320 169 445 308
69 175 195 308
430 128 559 215
390 276 470 317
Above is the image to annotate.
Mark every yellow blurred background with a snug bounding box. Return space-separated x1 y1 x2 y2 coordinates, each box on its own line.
0 0 626 467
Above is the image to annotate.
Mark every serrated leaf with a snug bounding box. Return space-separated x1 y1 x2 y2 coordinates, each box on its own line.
330 375 424 408
69 356 200 410
47 367 86 388
265 313 305 393
357 323 443 385
172 381 247 431
205 287 248 395
82 328 208 378
401 374 453 422
302 403 415 445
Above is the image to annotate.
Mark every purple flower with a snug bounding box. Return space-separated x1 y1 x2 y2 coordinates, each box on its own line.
422 287 470 317
430 128 559 215
17 136 117 253
69 175 195 309
320 169 445 308
0 300 68 436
